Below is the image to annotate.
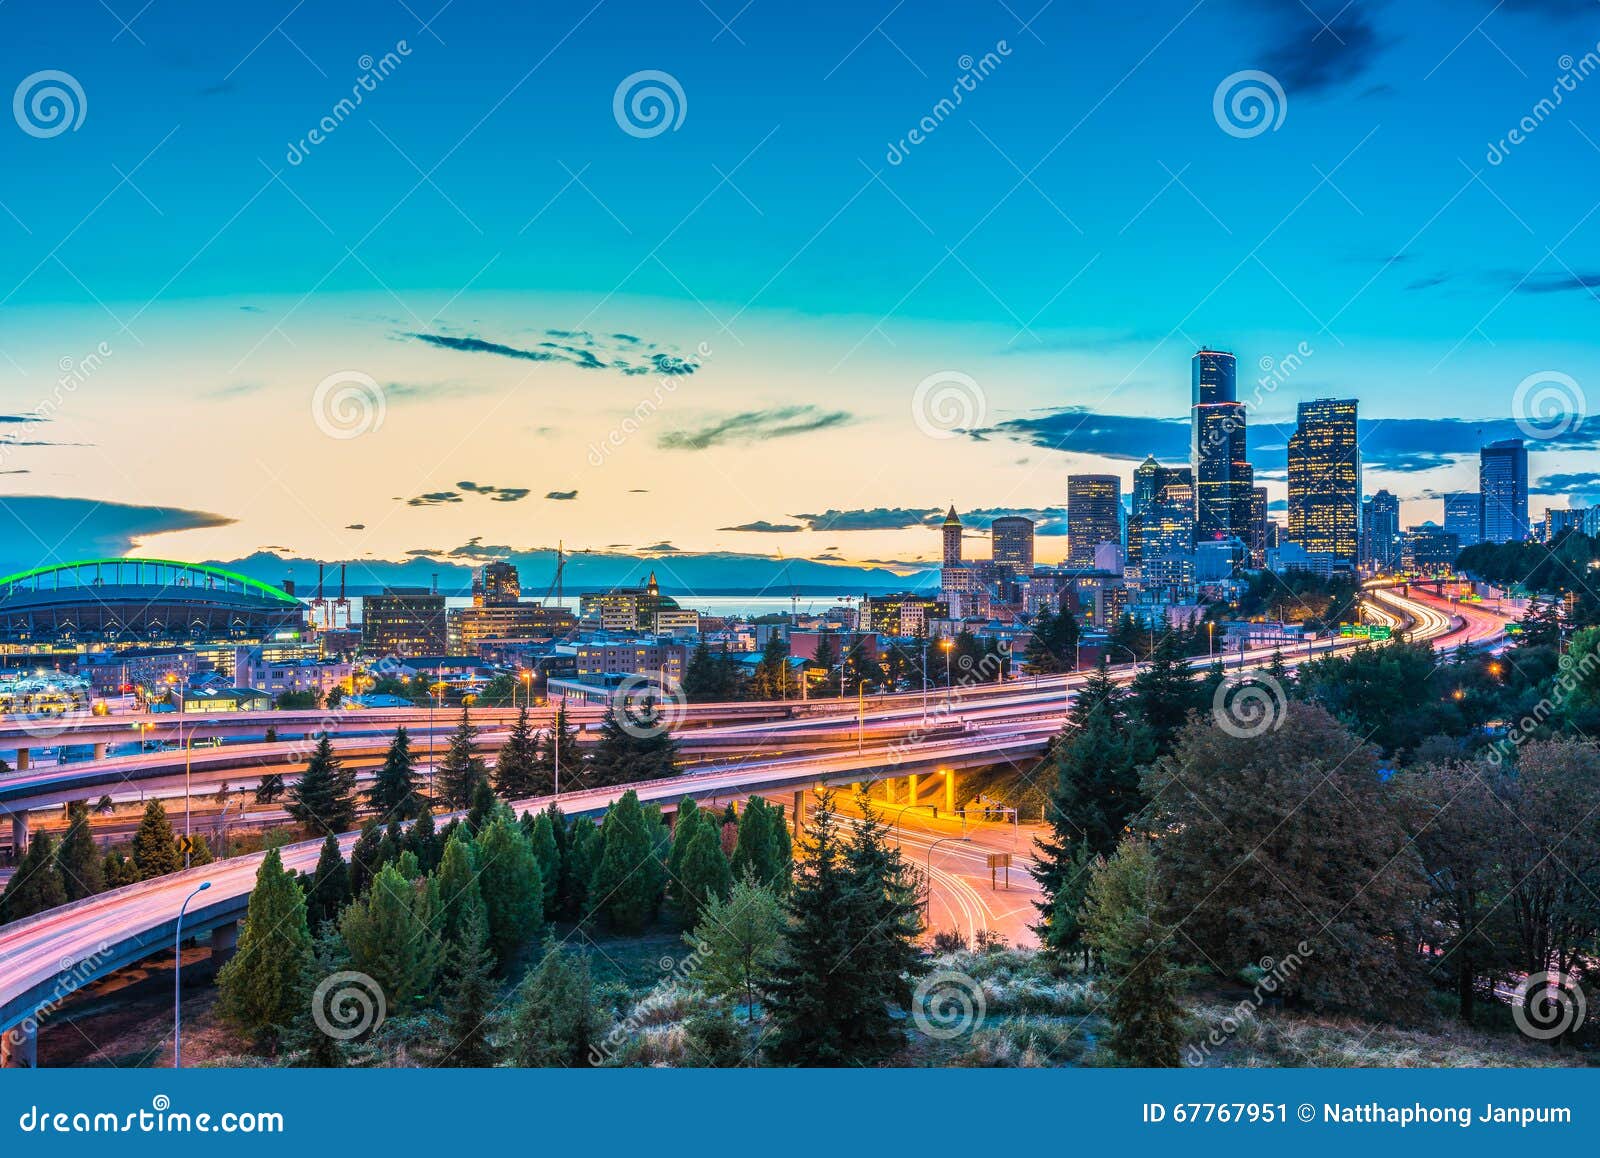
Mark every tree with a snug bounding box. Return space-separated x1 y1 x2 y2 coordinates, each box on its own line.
1143 702 1426 1012
534 705 580 795
508 939 597 1067
589 790 667 932
527 810 560 913
302 834 350 929
436 707 489 809
838 791 924 1047
216 848 314 1046
435 902 500 1067
1 833 66 924
676 822 733 928
682 640 727 702
367 727 423 821
1082 839 1185 1066
1128 633 1196 751
435 829 487 959
563 815 602 921
730 796 792 891
103 850 141 888
811 633 838 685
1026 602 1081 673
339 863 440 1013
406 805 441 874
683 1006 748 1066
255 772 286 805
475 813 544 970
131 800 181 879
289 921 348 1067
750 633 791 700
287 735 358 836
588 698 679 787
347 822 383 899
667 797 704 905
493 706 542 800
466 777 499 834
57 800 104 902
688 877 785 1020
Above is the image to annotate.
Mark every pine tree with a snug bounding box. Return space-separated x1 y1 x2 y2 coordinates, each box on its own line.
750 633 791 700
838 791 924 1049
339 863 440 1013
1082 839 1185 1066
588 698 679 786
187 833 214 867
563 815 601 921
493 707 542 800
682 640 723 702
287 735 358 836
347 822 382 899
57 800 104 902
1 832 66 924
589 789 666 933
466 777 499 834
131 799 181 879
303 834 350 929
103 850 141 888
508 938 596 1067
677 822 733 928
667 797 703 904
475 813 544 970
1129 633 1197 751
688 877 784 1020
289 921 348 1067
436 707 489 809
255 772 286 805
683 1006 748 1066
435 902 500 1067
811 632 838 686
730 796 792 891
435 830 487 958
216 848 314 1046
367 727 423 821
527 810 560 913
406 805 441 873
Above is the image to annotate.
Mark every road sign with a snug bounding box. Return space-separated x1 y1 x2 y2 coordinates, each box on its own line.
987 852 1012 889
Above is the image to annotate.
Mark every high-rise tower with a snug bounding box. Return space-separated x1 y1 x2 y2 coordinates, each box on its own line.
1191 349 1251 546
1479 440 1530 544
1287 398 1361 565
941 505 963 568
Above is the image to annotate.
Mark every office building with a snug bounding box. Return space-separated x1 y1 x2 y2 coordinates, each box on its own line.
578 572 682 632
990 515 1035 578
1066 475 1122 569
1248 486 1268 569
862 594 950 636
1479 439 1530 544
1443 492 1480 550
1287 398 1361 566
942 506 963 569
362 588 448 657
1361 489 1402 572
1191 349 1253 546
1403 524 1460 574
472 560 521 607
447 602 578 655
1544 507 1586 542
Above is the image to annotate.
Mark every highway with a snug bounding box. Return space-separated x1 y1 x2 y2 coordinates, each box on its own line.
0 582 1510 1051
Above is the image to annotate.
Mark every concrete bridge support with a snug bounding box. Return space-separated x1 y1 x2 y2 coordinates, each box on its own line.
9 813 27 856
93 742 107 760
792 790 805 836
944 768 957 813
907 773 920 809
211 920 240 965
0 1023 37 1068
14 747 27 771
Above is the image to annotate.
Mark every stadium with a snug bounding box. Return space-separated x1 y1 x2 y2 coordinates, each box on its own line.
0 559 306 650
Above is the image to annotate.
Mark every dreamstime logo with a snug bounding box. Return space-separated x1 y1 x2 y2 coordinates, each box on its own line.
286 42 412 165
610 672 688 739
1212 673 1287 738
311 370 386 439
885 41 1012 165
613 70 686 138
13 70 86 138
1512 970 1587 1041
1511 370 1584 441
912 370 985 439
1212 70 1286 139
1487 46 1600 165
911 970 985 1039
311 970 386 1041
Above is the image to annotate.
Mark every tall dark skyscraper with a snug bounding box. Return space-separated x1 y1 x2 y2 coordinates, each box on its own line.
472 560 521 607
990 515 1035 578
1479 440 1530 544
1190 349 1251 546
1361 489 1401 572
1066 475 1122 569
1287 398 1361 565
1443 492 1480 549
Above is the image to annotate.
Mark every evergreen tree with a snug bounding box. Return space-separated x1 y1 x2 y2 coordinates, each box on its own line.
255 772 286 805
435 902 501 1067
186 833 214 867
216 848 314 1046
677 822 733 928
57 800 104 902
527 810 560 912
347 821 382 899
590 789 667 932
667 797 703 903
1 833 66 924
588 698 679 786
811 633 838 687
289 921 348 1067
131 799 181 879
1129 633 1197 751
102 850 141 888
682 640 725 702
466 777 499 834
339 863 440 1013
436 707 489 809
508 938 597 1067
750 633 791 700
730 796 792 891
375 820 405 871
366 727 423 821
493 706 542 800
563 816 602 921
839 792 924 1042
435 830 488 962
688 877 785 1020
683 1006 748 1066
302 834 350 929
1082 839 1185 1066
406 805 441 874
475 813 544 970
286 735 358 836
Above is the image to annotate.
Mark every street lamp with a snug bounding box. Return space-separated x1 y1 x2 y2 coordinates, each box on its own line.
941 639 954 689
519 670 533 710
174 880 211 1068
165 673 193 868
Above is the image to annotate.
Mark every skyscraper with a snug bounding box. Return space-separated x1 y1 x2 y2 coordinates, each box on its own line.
1132 454 1163 519
1443 492 1481 550
1361 489 1401 572
1066 475 1122 569
1286 398 1361 566
1191 349 1252 546
990 515 1035 578
941 506 963 568
1248 486 1268 569
1140 473 1195 590
472 560 521 607
1479 440 1530 544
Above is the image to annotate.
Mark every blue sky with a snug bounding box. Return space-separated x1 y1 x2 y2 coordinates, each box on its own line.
1 0 1598 587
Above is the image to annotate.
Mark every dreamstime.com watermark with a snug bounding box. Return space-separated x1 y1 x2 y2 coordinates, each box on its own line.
312 369 386 439
885 42 1013 165
16 1096 283 1135
911 969 986 1039
1511 370 1585 442
3 941 114 1054
1511 969 1588 1041
911 369 986 440
1487 48 1600 165
1485 648 1599 767
311 970 387 1041
589 941 710 1064
588 340 711 466
888 641 1010 764
613 70 686 138
1213 70 1286 138
1185 943 1312 1065
0 342 113 470
1211 672 1289 739
286 43 412 165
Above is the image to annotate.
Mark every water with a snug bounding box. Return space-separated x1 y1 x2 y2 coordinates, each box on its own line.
329 593 855 623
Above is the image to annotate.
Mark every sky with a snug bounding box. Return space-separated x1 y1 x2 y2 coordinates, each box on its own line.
1 0 1599 592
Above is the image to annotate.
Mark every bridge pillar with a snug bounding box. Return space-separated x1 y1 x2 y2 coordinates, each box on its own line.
0 1023 37 1068
211 920 240 964
907 773 920 807
792 790 804 836
880 778 895 805
944 768 957 813
14 747 27 771
93 742 107 760
9 813 27 856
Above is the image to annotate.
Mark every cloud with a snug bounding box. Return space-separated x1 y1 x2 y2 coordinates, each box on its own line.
407 491 463 507
546 490 578 501
1515 271 1600 296
0 497 234 573
643 541 680 553
720 520 803 533
984 407 1189 462
345 523 366 530
1237 0 1389 95
1533 471 1600 497
405 328 701 378
659 406 855 450
458 481 531 502
791 508 941 531
0 415 45 424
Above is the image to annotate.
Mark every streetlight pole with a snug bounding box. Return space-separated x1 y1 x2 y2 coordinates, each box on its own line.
174 880 211 1068
857 680 866 755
